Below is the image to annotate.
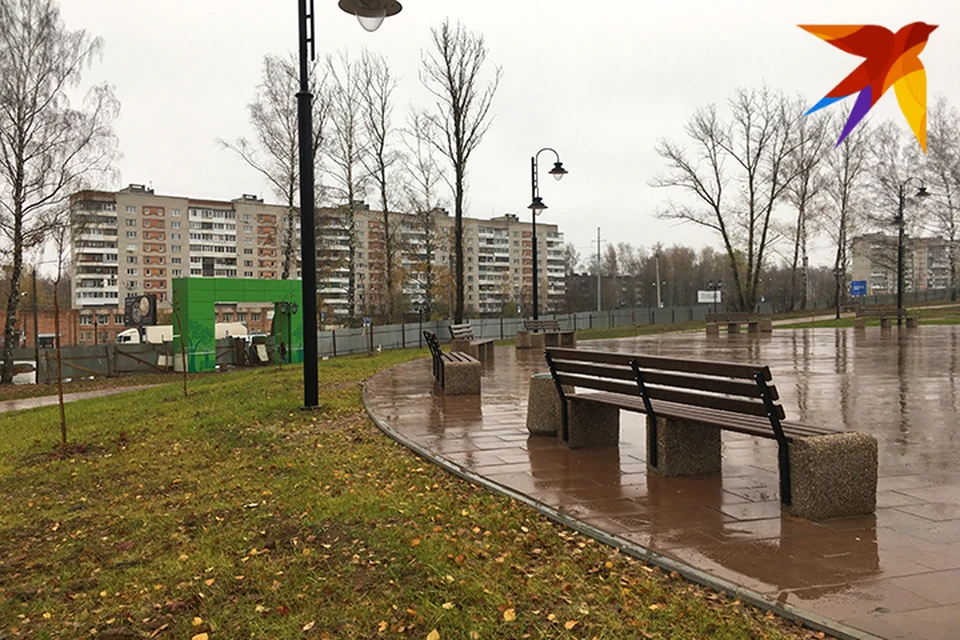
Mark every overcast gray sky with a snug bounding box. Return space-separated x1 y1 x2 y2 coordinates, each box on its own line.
60 0 960 268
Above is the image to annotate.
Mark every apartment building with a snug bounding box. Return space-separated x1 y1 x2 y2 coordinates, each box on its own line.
70 187 567 329
69 184 296 343
851 233 958 294
317 204 566 319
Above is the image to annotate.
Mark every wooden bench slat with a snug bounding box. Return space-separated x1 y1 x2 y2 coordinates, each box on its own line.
555 373 644 398
549 348 772 381
646 386 779 419
569 394 833 442
552 359 778 399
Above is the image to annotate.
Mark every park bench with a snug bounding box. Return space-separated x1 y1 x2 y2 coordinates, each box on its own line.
448 322 495 363
517 319 577 347
705 312 772 335
541 347 877 520
423 330 481 395
854 307 918 329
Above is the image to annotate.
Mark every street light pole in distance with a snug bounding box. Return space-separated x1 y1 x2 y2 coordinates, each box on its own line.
297 0 401 408
527 148 567 320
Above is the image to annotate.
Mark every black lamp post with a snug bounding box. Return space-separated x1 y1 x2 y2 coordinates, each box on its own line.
527 148 568 320
297 0 400 407
895 177 929 326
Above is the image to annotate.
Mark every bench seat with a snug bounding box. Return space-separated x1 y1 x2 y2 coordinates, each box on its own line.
449 323 495 362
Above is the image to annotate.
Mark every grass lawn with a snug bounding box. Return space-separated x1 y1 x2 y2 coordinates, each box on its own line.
0 349 829 639
776 304 960 329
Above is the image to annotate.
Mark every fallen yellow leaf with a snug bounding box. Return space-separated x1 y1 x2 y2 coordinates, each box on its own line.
378 621 388 632
442 602 454 610
191 634 209 640
192 617 203 626
302 620 316 631
564 620 579 630
503 608 516 622
427 629 440 640
204 578 215 586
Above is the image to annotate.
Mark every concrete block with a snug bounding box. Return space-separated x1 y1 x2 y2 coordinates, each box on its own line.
854 318 866 330
906 316 919 329
787 432 877 521
727 322 741 334
747 321 760 334
647 415 722 477
515 331 546 350
705 322 720 336
525 373 572 436
880 317 892 330
450 338 474 356
759 318 773 332
443 357 481 395
560 331 577 347
565 397 619 448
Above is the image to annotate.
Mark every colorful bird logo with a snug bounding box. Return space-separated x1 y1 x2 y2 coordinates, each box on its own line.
801 22 937 152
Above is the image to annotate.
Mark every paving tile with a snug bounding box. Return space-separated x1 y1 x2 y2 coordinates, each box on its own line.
891 569 960 605
364 330 960 639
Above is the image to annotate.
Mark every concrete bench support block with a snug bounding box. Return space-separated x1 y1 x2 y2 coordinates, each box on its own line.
705 322 720 336
565 398 619 448
443 358 481 395
526 374 572 436
854 318 866 330
788 432 878 521
759 318 773 332
906 316 919 329
727 322 741 334
880 317 892 330
747 321 760 334
647 415 722 477
515 331 546 350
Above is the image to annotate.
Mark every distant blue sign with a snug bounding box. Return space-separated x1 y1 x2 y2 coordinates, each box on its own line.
850 280 867 297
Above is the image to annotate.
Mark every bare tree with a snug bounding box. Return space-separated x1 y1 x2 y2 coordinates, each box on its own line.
358 49 402 322
420 19 501 323
824 117 870 317
782 104 831 310
0 0 119 383
402 110 446 317
218 54 331 280
923 97 960 299
652 87 803 311
324 51 368 324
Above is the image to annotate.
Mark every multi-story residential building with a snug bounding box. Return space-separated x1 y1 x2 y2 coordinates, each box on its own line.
316 204 565 319
69 184 296 343
851 233 958 294
70 187 567 331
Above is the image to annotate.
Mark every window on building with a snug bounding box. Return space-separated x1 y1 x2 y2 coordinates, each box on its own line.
127 256 138 264
171 245 181 252
126 231 136 238
79 315 92 326
125 206 136 213
172 209 181 216
114 314 124 325
172 269 181 276
171 257 181 264
252 313 261 322
125 219 136 227
126 243 136 252
171 233 181 240
127 268 138 275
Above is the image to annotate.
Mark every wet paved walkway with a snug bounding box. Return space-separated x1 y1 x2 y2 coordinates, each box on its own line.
0 385 158 414
365 327 960 640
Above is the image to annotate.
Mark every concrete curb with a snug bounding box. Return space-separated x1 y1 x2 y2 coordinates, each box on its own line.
362 375 884 640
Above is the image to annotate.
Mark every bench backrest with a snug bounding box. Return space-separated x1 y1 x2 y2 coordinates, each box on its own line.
423 330 441 358
705 312 751 323
524 319 561 332
449 323 476 340
544 347 785 420
856 308 908 317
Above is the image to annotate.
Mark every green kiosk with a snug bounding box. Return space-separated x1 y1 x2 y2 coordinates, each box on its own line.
171 278 303 373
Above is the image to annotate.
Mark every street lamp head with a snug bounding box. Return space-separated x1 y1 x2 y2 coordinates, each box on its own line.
916 185 930 199
339 0 401 32
548 161 568 182
528 196 547 214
